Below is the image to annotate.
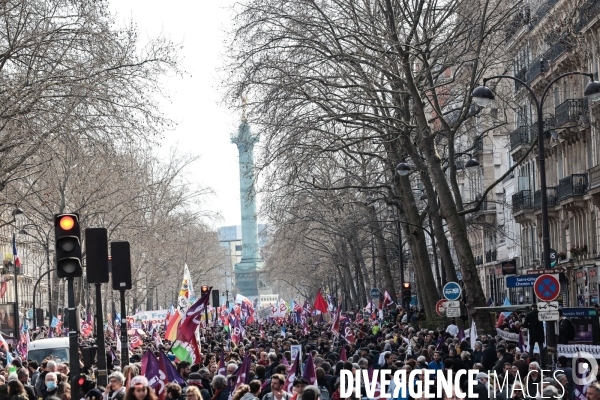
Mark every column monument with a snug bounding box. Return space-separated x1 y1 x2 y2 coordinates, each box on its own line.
231 117 265 297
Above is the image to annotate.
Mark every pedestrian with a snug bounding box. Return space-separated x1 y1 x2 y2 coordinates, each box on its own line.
124 376 157 400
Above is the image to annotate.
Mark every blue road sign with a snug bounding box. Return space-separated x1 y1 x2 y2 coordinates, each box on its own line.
534 274 560 301
370 288 381 299
443 282 461 301
505 275 538 288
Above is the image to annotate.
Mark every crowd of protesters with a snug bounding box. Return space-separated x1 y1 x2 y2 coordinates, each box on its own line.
0 304 594 400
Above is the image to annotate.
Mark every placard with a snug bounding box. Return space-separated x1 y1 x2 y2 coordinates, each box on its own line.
291 344 302 362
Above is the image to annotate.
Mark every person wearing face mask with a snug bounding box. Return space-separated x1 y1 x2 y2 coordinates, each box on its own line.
42 373 58 400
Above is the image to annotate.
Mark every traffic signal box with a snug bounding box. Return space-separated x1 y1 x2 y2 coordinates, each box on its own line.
54 214 82 278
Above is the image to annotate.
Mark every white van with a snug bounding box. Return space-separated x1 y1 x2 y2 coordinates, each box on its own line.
27 338 69 363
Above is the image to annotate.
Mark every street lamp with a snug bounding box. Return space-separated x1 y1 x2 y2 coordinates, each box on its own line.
472 71 600 365
20 223 54 329
396 162 412 176
11 207 24 337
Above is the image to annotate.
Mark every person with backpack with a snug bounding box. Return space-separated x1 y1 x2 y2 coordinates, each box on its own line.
314 369 329 400
558 310 575 344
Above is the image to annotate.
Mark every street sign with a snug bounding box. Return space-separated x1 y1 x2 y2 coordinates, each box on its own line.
370 288 381 299
443 282 462 300
446 301 460 307
506 275 539 288
538 311 559 321
537 301 559 311
549 249 557 267
446 307 461 317
436 299 448 316
534 274 561 301
526 268 565 275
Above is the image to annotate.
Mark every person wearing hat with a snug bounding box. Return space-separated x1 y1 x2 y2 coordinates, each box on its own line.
291 378 308 400
124 376 156 400
473 372 489 400
87 388 104 400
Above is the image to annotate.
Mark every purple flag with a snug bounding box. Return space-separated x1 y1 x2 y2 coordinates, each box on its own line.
574 350 590 400
143 350 167 400
159 351 186 385
302 353 317 386
178 287 212 341
218 348 226 376
281 356 289 366
435 336 444 351
457 326 465 341
234 354 251 391
518 330 525 352
284 353 300 393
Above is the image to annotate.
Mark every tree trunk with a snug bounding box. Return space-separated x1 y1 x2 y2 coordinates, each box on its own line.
367 206 397 302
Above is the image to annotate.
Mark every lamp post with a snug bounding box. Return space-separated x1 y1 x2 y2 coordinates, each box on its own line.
20 224 53 329
472 72 600 367
11 207 24 337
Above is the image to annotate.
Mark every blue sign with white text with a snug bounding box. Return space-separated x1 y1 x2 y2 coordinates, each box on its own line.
506 275 538 288
443 282 461 300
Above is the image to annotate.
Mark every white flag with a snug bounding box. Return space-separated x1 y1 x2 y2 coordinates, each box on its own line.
470 320 477 350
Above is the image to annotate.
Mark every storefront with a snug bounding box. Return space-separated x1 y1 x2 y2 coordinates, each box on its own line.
573 265 599 307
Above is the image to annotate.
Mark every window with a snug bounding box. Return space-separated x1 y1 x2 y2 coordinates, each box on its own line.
235 245 242 252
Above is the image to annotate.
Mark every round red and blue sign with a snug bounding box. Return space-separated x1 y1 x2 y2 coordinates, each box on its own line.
534 274 560 301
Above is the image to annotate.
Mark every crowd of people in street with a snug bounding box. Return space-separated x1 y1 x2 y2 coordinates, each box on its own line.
0 303 594 400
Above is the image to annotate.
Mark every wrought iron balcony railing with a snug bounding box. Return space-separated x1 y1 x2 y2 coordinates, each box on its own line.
512 190 533 212
555 98 588 127
510 126 532 150
558 174 588 201
533 186 558 209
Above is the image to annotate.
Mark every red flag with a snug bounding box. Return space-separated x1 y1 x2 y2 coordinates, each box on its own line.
383 291 394 308
313 289 328 314
0 282 7 298
178 287 212 341
330 306 341 336
340 346 347 361
342 324 355 343
130 331 142 349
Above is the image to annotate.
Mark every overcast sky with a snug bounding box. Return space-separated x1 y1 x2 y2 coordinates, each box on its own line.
110 0 249 229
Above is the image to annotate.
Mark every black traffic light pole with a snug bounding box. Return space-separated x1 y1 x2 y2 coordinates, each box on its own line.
85 228 110 386
111 241 132 367
120 290 129 366
67 278 80 400
95 283 108 386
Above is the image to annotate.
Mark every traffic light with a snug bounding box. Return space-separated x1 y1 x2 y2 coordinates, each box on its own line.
54 214 82 278
73 374 95 395
402 282 412 306
201 285 210 297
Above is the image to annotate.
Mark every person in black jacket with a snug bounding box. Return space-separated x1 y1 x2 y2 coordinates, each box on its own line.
481 339 497 372
558 310 575 344
522 305 544 354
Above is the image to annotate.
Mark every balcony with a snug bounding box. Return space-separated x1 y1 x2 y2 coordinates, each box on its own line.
576 0 600 32
512 190 533 212
485 250 497 264
544 35 568 64
530 0 559 28
530 117 556 140
589 165 600 190
558 174 588 201
533 187 558 209
527 56 544 83
510 126 532 150
555 98 588 127
506 5 530 42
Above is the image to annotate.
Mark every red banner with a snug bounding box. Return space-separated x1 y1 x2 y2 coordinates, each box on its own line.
0 282 7 298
